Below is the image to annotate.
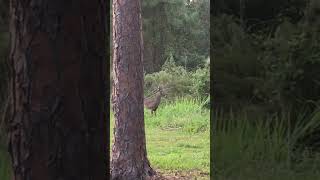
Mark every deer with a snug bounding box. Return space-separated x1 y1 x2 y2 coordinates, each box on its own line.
144 86 165 116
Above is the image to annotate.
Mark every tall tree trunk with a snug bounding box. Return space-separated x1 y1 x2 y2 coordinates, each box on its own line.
111 0 155 179
7 0 109 179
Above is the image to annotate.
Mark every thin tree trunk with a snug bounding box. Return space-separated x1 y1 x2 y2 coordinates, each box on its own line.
111 0 155 179
7 0 109 179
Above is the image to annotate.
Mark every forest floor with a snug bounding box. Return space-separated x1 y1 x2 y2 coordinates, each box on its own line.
154 170 209 180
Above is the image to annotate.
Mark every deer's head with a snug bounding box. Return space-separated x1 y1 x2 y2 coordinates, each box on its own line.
157 86 165 97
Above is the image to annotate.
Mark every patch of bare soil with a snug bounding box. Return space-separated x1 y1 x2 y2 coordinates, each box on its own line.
151 170 210 180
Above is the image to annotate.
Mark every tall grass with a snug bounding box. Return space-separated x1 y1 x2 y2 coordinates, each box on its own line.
213 108 320 180
144 98 210 133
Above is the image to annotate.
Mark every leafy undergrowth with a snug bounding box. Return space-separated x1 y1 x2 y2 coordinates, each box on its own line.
110 98 210 179
213 109 320 180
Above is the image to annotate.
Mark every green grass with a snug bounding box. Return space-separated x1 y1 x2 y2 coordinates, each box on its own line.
110 98 210 178
0 98 210 179
214 109 320 180
146 128 209 172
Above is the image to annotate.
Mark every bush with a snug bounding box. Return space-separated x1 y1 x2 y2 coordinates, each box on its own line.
260 19 320 113
144 55 210 102
212 8 320 115
191 57 210 99
212 14 264 105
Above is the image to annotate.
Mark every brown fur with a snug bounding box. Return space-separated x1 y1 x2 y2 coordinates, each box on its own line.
144 87 164 115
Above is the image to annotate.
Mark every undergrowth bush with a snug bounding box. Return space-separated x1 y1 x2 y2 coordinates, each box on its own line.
260 19 320 113
212 3 320 116
144 54 209 102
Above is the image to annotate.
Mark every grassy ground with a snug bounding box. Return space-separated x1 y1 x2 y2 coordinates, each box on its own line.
110 98 210 179
0 98 210 179
4 99 320 180
213 109 320 180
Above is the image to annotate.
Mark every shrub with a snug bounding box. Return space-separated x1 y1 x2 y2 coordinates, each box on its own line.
144 55 210 102
191 57 210 99
260 19 320 113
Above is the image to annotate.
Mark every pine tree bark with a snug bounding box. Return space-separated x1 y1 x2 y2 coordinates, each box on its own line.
7 0 109 179
111 0 155 179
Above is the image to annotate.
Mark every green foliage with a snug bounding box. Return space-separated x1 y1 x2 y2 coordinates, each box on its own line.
145 56 192 98
214 109 320 180
213 5 320 171
213 0 320 115
142 0 209 72
260 19 320 112
213 14 263 104
144 56 209 101
191 58 210 99
213 0 306 23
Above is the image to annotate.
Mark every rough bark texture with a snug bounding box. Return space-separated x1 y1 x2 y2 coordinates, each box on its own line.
111 0 155 179
7 0 109 179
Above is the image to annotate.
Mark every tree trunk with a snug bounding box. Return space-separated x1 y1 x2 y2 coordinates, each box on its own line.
7 0 109 179
111 0 155 179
